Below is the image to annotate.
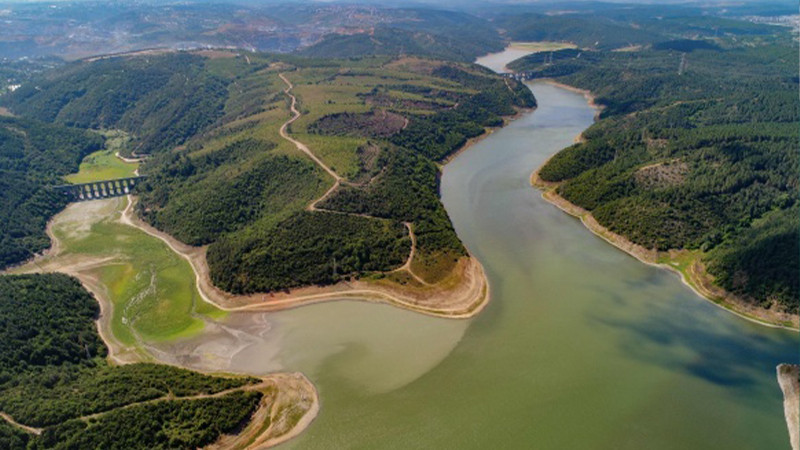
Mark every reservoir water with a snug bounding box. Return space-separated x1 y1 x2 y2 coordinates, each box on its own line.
37 49 799 448
270 53 799 449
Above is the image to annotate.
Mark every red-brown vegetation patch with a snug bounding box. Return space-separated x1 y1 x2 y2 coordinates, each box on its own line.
361 91 446 111
309 110 407 138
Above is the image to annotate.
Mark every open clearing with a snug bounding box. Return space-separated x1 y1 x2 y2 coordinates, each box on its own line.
64 130 139 183
510 41 578 52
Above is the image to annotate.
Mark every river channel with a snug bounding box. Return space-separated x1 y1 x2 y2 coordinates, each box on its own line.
272 51 799 449
34 49 799 448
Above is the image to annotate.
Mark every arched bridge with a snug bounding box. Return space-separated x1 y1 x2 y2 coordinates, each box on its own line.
501 71 536 81
53 176 146 201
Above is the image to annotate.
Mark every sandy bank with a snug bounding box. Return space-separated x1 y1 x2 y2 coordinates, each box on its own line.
123 197 488 319
537 79 603 123
531 145 799 331
777 364 799 450
208 372 319 450
115 92 538 320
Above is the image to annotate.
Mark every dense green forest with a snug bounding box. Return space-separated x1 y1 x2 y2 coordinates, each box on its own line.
0 116 103 269
510 28 798 312
1 53 240 156
209 211 410 293
0 273 263 448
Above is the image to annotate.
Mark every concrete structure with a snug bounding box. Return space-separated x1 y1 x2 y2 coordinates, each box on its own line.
53 176 146 201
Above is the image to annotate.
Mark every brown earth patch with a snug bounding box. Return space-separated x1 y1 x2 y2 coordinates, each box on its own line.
310 110 406 138
361 91 446 111
350 142 383 185
634 159 688 189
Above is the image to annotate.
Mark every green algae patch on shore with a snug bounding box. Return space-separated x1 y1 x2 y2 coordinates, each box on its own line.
50 197 224 345
64 130 138 184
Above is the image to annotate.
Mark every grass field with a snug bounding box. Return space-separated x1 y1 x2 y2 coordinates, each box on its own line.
510 41 578 52
64 130 139 183
52 130 214 346
51 197 223 347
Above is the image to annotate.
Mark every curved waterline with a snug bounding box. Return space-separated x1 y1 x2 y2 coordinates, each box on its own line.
11 48 798 448
276 66 797 448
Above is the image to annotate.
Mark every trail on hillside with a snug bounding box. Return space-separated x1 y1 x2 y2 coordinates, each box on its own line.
277 72 423 281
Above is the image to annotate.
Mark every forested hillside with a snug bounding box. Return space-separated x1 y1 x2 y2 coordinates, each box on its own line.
510 28 799 314
300 9 503 62
492 6 780 51
1 53 239 156
0 273 265 449
136 54 534 291
0 116 103 269
1 49 533 294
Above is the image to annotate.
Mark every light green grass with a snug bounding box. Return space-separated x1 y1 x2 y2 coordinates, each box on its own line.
510 41 578 52
65 130 138 184
297 134 364 179
52 198 224 346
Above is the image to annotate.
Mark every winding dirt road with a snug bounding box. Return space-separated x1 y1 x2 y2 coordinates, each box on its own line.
277 72 429 284
278 73 341 181
0 412 41 436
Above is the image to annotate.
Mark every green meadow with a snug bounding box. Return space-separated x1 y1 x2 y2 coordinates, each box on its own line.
64 130 139 184
51 197 223 347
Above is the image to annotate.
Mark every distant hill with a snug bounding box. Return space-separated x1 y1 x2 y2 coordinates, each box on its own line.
0 3 501 61
300 26 500 62
492 8 782 51
494 14 662 51
300 9 503 62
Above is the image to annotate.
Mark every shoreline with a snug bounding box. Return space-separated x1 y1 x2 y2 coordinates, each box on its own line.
113 99 539 321
527 82 799 331
5 203 320 448
123 196 489 319
777 364 800 450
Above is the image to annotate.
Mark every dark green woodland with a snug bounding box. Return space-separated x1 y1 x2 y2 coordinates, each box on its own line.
0 273 263 449
508 17 798 312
